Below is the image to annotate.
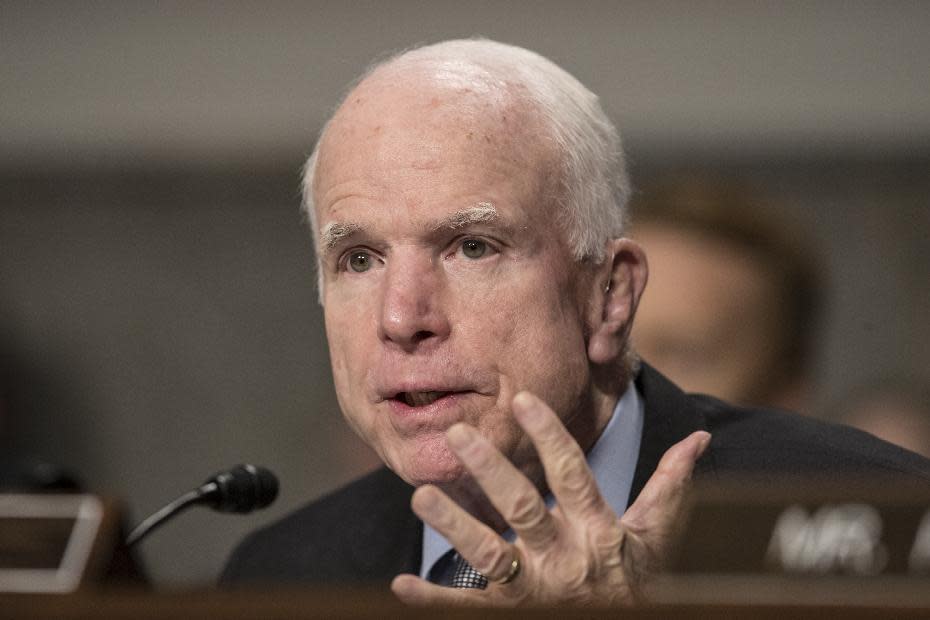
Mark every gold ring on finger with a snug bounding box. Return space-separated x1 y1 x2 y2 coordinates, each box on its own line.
492 548 522 585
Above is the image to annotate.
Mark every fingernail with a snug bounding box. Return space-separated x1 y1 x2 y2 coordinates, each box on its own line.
412 486 441 517
446 423 474 451
390 574 415 600
697 432 712 458
513 391 534 408
512 391 541 423
513 392 543 428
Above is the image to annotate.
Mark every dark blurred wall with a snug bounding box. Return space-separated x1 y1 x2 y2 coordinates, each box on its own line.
1 1 928 584
0 166 380 582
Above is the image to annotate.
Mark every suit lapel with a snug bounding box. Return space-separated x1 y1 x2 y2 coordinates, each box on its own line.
343 468 423 580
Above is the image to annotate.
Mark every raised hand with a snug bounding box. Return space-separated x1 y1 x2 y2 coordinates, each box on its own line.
391 391 711 606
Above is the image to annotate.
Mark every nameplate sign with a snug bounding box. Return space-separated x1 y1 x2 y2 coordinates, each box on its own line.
669 479 930 577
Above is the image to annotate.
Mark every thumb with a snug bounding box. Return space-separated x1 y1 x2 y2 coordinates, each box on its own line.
621 431 710 562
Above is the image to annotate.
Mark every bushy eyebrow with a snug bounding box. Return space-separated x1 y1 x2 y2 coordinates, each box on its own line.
320 221 362 250
319 203 502 254
439 203 499 230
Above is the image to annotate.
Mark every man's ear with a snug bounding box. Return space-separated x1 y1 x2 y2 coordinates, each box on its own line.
587 238 648 365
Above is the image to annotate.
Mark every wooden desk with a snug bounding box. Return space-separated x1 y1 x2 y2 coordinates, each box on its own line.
2 583 929 620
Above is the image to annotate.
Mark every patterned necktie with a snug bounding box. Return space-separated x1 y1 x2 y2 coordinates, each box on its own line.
449 552 488 589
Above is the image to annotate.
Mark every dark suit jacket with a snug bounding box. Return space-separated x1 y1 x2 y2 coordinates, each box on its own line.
221 364 930 585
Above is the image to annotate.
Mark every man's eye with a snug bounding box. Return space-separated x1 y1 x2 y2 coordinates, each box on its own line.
461 239 488 259
347 251 372 272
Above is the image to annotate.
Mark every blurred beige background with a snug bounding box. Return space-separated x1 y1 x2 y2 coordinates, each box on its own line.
1 1 928 584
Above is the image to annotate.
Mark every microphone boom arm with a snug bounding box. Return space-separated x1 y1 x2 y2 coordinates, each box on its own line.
125 464 278 548
126 482 218 548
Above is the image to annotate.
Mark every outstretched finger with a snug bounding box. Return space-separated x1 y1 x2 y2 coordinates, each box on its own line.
621 431 710 551
511 391 611 523
411 484 519 584
445 423 558 551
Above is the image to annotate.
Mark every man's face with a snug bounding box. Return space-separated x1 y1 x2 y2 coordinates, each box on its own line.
631 223 784 407
313 69 597 487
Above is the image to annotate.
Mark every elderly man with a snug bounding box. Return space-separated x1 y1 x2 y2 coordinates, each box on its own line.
222 39 930 605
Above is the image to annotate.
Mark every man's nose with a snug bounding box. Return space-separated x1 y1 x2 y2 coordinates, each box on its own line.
378 256 451 351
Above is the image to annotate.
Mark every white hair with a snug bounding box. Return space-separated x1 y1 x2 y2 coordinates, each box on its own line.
302 38 630 293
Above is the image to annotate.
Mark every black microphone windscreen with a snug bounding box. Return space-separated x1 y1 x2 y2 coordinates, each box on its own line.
208 464 279 514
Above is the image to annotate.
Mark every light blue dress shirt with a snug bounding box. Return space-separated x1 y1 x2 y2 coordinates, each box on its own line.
420 382 645 579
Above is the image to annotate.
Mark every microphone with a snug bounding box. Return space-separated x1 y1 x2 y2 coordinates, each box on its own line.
126 464 278 547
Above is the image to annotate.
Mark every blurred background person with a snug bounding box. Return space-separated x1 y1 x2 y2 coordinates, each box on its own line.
630 177 823 413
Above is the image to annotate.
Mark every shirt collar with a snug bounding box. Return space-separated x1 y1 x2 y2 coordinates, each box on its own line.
419 382 644 578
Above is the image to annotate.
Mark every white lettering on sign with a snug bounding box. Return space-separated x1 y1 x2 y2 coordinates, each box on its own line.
908 509 930 573
765 503 888 575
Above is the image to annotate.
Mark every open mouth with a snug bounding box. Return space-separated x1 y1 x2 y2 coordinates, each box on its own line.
395 391 453 407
